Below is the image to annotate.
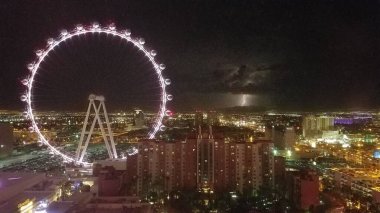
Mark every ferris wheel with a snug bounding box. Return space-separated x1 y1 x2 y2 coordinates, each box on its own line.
20 22 172 165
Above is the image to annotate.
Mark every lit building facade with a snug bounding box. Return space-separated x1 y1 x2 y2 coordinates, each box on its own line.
130 129 275 195
197 126 215 191
214 139 274 193
303 115 334 138
133 139 198 195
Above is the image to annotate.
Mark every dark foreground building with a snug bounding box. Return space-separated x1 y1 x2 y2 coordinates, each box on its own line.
0 123 14 158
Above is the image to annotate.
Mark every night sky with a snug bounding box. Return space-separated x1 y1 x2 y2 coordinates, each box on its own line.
1 0 380 111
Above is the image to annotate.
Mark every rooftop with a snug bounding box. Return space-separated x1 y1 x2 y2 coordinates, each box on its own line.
0 172 45 191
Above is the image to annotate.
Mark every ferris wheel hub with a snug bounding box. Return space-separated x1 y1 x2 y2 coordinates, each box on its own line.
88 94 105 101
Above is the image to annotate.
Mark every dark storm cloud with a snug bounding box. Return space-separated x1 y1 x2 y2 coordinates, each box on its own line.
212 64 270 94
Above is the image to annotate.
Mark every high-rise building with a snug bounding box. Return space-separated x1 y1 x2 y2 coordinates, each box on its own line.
284 127 296 149
316 116 334 130
302 115 334 138
133 139 197 195
197 125 215 191
0 123 14 158
265 125 285 150
125 153 138 195
133 109 145 128
274 156 286 193
214 138 275 193
129 131 275 196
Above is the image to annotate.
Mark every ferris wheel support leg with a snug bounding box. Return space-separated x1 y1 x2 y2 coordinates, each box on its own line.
101 101 117 158
78 111 97 162
75 95 118 162
94 102 114 159
76 100 93 161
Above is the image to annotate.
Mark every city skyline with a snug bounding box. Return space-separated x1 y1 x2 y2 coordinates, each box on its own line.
1 109 380 212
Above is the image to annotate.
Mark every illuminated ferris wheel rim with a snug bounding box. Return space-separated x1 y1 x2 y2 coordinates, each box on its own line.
20 23 172 165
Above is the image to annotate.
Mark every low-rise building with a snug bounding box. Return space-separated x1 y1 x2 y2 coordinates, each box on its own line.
287 170 319 211
0 172 63 213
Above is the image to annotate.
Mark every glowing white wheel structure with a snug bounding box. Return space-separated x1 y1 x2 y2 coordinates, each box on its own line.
21 23 172 165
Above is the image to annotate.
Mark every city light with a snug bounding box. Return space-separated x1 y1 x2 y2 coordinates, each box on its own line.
286 150 292 157
2 2 380 213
